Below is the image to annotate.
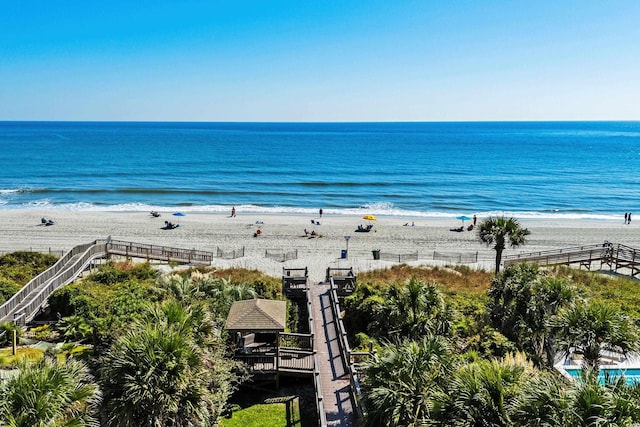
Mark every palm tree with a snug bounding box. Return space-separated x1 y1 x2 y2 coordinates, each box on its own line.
361 336 453 427
0 357 101 427
431 353 534 426
487 264 577 366
531 276 577 366
551 301 640 371
99 322 215 427
375 279 449 340
144 299 216 348
478 216 531 274
513 367 640 426
510 371 570 426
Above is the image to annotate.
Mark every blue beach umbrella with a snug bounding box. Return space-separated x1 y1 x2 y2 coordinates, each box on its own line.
456 215 472 225
173 212 186 217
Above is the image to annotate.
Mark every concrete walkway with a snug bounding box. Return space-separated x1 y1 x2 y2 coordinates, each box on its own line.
310 282 355 426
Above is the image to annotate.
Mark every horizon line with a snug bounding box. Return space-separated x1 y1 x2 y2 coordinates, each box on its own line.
1 119 639 124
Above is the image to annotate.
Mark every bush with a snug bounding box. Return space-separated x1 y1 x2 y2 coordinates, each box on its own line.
0 251 58 302
0 278 21 304
0 252 58 280
30 324 57 341
0 322 24 346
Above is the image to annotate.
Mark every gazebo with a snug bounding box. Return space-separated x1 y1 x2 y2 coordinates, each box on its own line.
225 299 287 353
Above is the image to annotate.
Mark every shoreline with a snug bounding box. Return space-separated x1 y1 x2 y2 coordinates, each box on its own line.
1 210 637 282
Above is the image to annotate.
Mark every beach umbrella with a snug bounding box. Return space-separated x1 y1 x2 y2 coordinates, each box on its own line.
456 215 472 225
363 214 377 221
173 212 186 217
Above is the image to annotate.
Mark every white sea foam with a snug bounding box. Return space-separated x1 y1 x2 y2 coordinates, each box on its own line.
2 201 621 221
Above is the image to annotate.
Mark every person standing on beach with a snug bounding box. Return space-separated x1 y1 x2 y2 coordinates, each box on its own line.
628 213 632 224
319 208 323 218
473 215 477 226
231 207 236 217
625 213 628 224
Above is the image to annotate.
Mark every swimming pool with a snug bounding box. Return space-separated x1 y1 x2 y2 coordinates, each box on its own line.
564 368 640 384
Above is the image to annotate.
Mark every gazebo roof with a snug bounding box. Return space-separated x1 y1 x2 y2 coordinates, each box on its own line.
225 299 287 332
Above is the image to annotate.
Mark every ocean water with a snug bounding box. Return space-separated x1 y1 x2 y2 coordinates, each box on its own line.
1 121 639 220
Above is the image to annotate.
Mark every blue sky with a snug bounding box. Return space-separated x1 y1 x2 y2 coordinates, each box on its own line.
1 1 639 121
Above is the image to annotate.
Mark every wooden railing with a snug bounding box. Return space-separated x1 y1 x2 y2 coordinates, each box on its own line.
326 267 356 297
306 286 327 427
502 243 640 278
101 239 213 265
0 241 99 323
504 243 610 266
282 267 309 296
327 275 374 420
279 332 313 350
9 242 108 324
1 239 216 325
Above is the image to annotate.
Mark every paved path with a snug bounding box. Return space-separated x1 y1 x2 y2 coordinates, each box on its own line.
310 282 355 426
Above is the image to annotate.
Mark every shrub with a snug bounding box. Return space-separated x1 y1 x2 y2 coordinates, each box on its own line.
0 322 24 346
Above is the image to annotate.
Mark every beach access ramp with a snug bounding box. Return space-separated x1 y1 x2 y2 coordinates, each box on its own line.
503 242 640 278
0 239 213 325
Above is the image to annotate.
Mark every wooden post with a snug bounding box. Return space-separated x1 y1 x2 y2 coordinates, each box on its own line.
12 329 17 356
276 331 280 389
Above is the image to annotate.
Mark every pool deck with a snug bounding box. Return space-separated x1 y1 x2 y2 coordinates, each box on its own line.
556 351 640 381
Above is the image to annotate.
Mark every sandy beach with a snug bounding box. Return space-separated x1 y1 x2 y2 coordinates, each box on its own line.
1 210 637 282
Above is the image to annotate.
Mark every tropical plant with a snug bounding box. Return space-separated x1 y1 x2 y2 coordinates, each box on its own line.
478 216 530 274
0 321 24 346
487 264 576 366
370 279 450 340
430 353 534 426
0 356 101 427
551 301 640 371
143 299 216 348
510 370 570 426
58 315 94 342
99 322 215 427
361 336 453 427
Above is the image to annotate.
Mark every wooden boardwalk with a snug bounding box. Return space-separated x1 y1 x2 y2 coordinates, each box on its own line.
311 282 356 426
503 242 640 278
0 239 214 324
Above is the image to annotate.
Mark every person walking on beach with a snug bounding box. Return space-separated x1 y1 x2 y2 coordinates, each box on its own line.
473 215 477 227
628 213 632 224
319 208 323 218
625 213 628 224
231 206 236 217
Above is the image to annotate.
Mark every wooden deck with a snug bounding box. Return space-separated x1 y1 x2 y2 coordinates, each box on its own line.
503 242 640 278
234 349 315 374
103 239 213 265
325 267 356 297
282 267 309 297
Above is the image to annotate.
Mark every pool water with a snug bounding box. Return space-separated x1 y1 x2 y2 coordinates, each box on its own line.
564 368 640 384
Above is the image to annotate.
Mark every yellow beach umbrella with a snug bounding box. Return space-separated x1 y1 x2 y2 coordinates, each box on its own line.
363 214 377 221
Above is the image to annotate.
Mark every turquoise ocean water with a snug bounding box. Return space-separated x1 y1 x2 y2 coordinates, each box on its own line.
1 121 639 219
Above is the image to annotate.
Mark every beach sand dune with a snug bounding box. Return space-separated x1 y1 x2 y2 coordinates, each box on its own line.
2 211 637 282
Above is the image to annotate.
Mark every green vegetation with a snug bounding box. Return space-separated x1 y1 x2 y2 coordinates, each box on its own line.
221 398 301 427
0 251 58 304
5 249 640 426
0 356 100 426
355 263 640 426
0 254 285 426
0 346 44 368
